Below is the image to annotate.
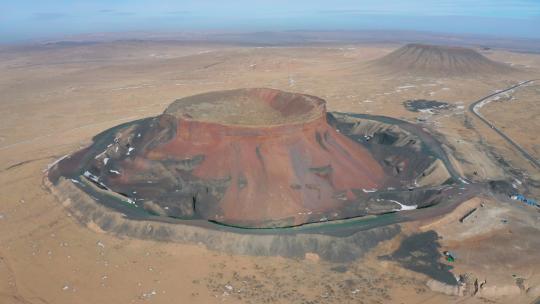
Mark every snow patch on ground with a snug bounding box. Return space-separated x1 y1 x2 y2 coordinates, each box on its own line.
362 188 378 193
390 200 418 211
47 154 70 171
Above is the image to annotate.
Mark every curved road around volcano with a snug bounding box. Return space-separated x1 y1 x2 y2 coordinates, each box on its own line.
469 79 540 170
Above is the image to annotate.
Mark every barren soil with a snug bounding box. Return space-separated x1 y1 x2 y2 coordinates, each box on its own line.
1 40 540 303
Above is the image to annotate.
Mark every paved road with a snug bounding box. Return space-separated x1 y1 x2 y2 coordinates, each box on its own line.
469 79 540 170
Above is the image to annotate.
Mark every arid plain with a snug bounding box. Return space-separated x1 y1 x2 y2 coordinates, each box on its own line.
1 38 540 304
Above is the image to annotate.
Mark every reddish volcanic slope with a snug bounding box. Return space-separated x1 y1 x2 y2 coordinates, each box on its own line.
50 88 411 228
155 89 385 225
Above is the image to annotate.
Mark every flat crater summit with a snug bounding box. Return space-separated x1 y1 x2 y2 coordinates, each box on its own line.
370 43 517 76
165 88 325 126
47 88 464 229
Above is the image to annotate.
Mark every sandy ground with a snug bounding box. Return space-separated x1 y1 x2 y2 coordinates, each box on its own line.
1 40 540 303
481 82 540 159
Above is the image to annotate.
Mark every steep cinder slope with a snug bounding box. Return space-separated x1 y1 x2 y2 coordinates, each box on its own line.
48 89 459 229
50 89 387 227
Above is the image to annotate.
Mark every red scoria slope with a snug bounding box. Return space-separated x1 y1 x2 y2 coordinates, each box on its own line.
154 88 385 225
55 88 387 227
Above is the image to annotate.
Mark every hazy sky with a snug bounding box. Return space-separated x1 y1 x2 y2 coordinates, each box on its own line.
1 0 539 42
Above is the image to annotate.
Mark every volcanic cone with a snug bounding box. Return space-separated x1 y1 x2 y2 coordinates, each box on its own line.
369 43 517 77
50 88 454 228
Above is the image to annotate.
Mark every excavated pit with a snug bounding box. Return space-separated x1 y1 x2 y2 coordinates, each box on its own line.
48 88 467 230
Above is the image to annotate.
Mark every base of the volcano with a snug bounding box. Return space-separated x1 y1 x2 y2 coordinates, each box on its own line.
47 89 472 228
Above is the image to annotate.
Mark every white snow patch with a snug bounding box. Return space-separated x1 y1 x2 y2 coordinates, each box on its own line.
83 170 98 181
47 154 70 171
83 171 110 189
140 290 157 299
418 109 434 114
70 179 82 185
397 85 416 89
94 150 107 159
390 200 417 211
459 178 470 184
288 76 295 87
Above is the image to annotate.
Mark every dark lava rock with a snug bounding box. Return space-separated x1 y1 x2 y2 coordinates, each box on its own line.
403 99 450 113
379 231 457 285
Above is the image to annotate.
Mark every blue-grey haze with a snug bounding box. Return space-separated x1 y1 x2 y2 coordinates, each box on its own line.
1 0 539 42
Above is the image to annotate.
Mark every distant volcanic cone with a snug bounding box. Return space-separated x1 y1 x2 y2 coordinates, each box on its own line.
49 88 456 228
369 43 517 77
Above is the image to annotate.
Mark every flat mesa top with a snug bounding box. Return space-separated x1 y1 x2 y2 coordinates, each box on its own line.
164 88 326 126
